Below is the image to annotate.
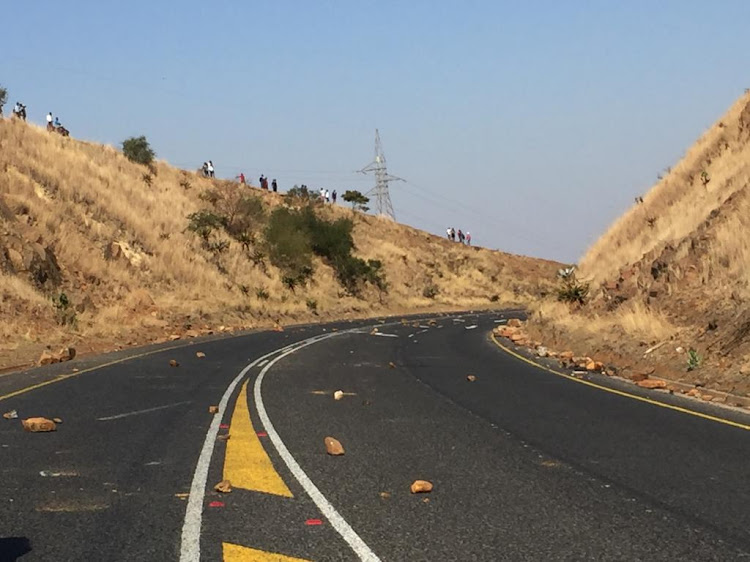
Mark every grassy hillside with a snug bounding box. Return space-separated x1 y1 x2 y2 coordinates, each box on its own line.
0 118 560 369
526 91 750 395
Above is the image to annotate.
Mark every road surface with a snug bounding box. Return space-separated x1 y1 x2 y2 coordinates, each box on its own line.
1 312 750 561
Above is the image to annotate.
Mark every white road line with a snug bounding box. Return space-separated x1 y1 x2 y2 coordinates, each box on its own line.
96 401 193 421
179 340 303 562
258 359 269 367
373 332 398 338
254 334 383 562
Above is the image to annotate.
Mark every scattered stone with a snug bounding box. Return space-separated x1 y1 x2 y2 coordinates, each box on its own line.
559 351 574 361
686 388 701 397
410 480 433 494
273 323 284 332
585 360 604 372
169 359 179 367
370 328 379 335
324 436 345 456
3 410 18 420
22 417 57 432
422 497 431 504
388 362 396 369
214 480 232 493
507 319 523 328
510 333 525 343
675 346 685 354
536 346 548 358
52 418 63 424
466 375 477 382
636 379 667 390
168 334 181 341
196 352 206 358
630 372 649 382
333 390 344 401
217 434 230 441
185 329 200 338
208 406 219 414
379 491 391 499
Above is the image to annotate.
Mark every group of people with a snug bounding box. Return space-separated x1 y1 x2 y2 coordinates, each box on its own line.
201 161 215 178
446 227 471 245
12 102 26 120
258 175 277 192
319 188 337 203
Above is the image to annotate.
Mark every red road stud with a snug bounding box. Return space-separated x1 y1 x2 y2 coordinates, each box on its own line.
305 518 323 526
208 501 225 508
256 431 268 437
219 424 229 429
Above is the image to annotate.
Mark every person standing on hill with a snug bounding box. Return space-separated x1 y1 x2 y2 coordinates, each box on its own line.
207 161 215 178
272 179 277 192
46 112 53 128
332 190 337 203
466 231 471 245
238 172 245 184
458 229 465 244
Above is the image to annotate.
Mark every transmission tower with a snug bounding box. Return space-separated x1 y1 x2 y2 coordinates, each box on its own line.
358 129 404 219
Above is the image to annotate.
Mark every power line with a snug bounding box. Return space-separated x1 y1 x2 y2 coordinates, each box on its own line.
358 130 403 219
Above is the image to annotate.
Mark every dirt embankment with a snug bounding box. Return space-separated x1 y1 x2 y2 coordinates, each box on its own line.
0 118 560 370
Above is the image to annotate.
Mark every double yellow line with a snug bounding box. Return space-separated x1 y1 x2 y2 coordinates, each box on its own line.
490 334 750 432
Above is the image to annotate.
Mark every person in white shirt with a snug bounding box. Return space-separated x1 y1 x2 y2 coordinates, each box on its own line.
47 112 53 126
207 161 215 178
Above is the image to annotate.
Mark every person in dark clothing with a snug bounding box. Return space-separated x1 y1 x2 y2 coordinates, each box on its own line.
272 179 277 192
458 229 465 244
332 190 337 203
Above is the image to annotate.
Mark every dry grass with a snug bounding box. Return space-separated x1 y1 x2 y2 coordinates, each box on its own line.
0 118 560 367
579 92 750 287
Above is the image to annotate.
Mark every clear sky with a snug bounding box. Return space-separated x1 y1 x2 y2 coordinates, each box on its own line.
2 1 748 262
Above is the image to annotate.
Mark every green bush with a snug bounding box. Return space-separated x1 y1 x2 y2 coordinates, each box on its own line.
122 136 156 166
687 349 702 371
52 292 77 327
306 298 318 312
186 210 226 242
556 267 589 305
342 190 369 211
284 185 319 204
255 287 270 300
265 207 314 285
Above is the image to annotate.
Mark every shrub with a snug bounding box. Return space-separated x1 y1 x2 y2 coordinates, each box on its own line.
342 190 369 211
255 287 270 300
306 298 318 312
186 210 226 242
687 349 702 371
284 185 319 204
122 136 156 166
556 266 589 305
265 207 314 284
52 292 77 327
0 85 7 114
423 283 439 299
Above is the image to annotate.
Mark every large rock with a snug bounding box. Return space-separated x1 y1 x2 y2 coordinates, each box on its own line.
410 480 434 494
507 318 523 328
324 436 345 456
22 417 57 432
637 379 668 390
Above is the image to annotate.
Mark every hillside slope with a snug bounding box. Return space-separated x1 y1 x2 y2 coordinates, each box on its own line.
528 91 750 395
0 119 559 369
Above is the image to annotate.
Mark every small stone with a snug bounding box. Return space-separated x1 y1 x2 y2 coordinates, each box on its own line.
333 390 344 401
686 388 700 397
38 349 58 366
388 362 396 369
273 323 284 332
169 359 179 367
214 480 232 493
536 346 548 358
410 480 433 494
636 379 667 390
208 406 219 414
379 491 391 499
196 352 206 358
466 375 477 382
22 417 57 432
52 418 63 424
559 351 574 360
324 436 345 456
422 497 431 504
3 410 18 420
217 434 230 441
169 334 181 341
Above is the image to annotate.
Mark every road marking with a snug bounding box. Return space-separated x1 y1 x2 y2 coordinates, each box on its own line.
97 401 192 421
0 341 200 403
224 381 292 497
254 334 382 562
223 542 312 561
258 359 269 367
373 332 398 338
490 334 750 432
179 343 299 562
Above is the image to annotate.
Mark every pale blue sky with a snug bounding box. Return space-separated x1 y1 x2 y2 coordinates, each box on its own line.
2 1 748 261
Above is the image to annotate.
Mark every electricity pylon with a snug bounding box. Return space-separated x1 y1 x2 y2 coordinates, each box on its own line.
358 129 404 219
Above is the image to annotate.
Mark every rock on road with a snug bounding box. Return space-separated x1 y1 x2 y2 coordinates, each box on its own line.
1 312 750 561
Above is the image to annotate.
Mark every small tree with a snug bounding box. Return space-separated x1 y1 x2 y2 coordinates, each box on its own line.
0 85 7 115
122 136 156 166
342 190 369 211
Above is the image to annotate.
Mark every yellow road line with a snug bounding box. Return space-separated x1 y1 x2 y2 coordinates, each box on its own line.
223 542 311 561
0 342 194 403
490 334 750 432
224 381 293 497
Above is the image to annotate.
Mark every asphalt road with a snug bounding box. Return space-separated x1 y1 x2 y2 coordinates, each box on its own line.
1 312 750 561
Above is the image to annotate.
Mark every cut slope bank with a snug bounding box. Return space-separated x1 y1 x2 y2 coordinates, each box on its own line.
527 91 750 396
0 119 559 369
